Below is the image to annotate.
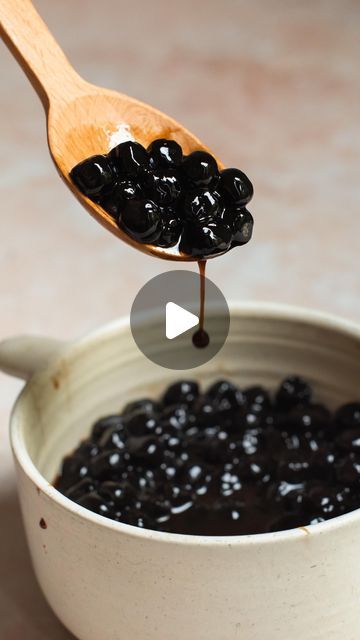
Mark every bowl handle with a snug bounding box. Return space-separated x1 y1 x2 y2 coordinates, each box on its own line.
0 335 66 380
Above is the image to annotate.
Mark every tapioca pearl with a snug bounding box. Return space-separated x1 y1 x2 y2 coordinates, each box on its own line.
70 154 115 197
181 150 219 188
125 410 159 437
57 455 89 490
119 199 162 243
287 403 331 432
263 427 286 457
109 141 150 177
65 478 98 501
276 376 312 410
98 428 126 451
311 448 337 481
162 380 199 407
205 380 246 412
192 399 218 427
89 450 126 480
122 398 159 417
156 211 183 248
160 404 193 430
99 179 143 218
127 436 164 465
335 428 360 453
91 414 125 441
98 480 136 506
180 220 232 257
191 432 229 465
335 455 360 485
231 208 254 246
307 486 342 518
218 168 253 206
244 386 272 411
77 491 113 518
184 189 222 222
74 441 100 459
335 403 360 430
144 170 182 205
147 139 183 169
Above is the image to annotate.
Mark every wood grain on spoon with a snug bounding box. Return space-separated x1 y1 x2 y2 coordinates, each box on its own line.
0 0 223 261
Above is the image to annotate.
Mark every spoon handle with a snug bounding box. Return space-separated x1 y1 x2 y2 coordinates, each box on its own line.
0 0 85 109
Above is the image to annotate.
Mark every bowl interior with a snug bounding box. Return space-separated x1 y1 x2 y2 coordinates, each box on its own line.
12 305 360 484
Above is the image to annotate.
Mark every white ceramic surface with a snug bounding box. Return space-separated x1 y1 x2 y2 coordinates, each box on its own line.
1 303 360 640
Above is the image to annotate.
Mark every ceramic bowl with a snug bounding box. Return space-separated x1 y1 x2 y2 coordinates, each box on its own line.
1 302 360 640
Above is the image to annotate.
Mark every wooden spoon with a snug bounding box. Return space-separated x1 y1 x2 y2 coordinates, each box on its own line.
0 0 223 261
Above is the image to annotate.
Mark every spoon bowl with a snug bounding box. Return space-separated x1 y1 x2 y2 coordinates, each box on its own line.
0 0 222 261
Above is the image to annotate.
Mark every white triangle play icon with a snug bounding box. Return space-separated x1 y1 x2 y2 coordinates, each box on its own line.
165 302 199 340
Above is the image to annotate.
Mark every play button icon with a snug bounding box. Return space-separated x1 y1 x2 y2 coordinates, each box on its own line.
166 302 198 339
130 270 230 370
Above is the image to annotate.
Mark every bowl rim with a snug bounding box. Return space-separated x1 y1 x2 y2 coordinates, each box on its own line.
10 301 360 547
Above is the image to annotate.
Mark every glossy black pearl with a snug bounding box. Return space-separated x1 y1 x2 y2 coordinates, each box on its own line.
244 386 271 411
287 404 331 434
184 189 222 222
206 380 245 412
57 455 89 490
98 428 126 451
127 436 164 465
99 180 143 218
156 210 183 248
77 491 112 518
90 450 125 479
162 381 199 407
180 221 232 257
70 154 115 197
91 415 125 441
218 168 253 205
147 139 183 169
119 199 162 243
122 398 159 417
109 141 150 177
75 441 100 459
307 486 342 518
144 170 182 204
335 403 360 429
98 480 136 506
125 410 158 437
276 376 312 410
231 208 254 246
65 478 98 500
335 428 360 453
335 455 360 485
181 150 219 188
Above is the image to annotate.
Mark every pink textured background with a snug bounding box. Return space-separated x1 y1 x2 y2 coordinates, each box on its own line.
0 0 359 637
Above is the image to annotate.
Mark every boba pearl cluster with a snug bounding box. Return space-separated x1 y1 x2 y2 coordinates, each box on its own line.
55 376 360 536
70 139 254 257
